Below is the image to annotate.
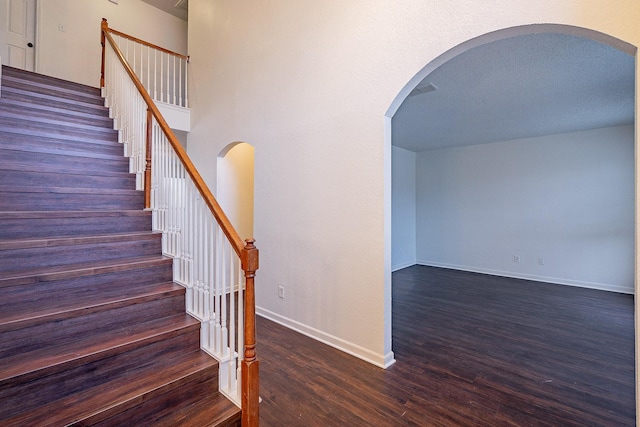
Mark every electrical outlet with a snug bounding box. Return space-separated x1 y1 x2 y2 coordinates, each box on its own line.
278 286 285 299
538 258 544 265
513 255 520 263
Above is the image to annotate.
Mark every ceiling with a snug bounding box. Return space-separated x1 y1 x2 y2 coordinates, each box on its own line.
140 0 188 21
392 33 635 152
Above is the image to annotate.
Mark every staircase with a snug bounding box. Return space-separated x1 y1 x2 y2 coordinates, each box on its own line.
0 66 241 426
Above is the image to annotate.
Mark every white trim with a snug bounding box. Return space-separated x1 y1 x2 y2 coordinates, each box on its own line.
392 260 416 273
156 101 190 132
256 307 396 369
416 260 634 294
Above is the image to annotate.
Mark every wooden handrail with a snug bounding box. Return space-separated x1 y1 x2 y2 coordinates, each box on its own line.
101 19 244 255
101 19 259 426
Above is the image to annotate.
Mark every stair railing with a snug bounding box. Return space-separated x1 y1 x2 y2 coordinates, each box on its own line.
100 19 259 426
100 20 189 108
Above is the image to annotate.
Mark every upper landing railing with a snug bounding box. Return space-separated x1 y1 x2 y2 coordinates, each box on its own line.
100 19 259 426
100 20 189 108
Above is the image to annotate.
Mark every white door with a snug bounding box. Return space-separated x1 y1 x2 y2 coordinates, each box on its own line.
0 0 35 71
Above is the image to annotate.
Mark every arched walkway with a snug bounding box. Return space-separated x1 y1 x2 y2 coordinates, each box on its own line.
217 142 255 241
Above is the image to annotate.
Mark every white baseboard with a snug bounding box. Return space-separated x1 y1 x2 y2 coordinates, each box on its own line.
256 307 395 369
416 260 633 294
392 260 416 272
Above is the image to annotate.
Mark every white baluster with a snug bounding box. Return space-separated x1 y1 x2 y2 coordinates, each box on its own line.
153 49 157 101
178 58 183 107
184 58 189 108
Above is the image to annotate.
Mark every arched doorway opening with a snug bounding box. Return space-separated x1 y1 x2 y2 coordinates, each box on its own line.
217 142 255 241
385 24 637 420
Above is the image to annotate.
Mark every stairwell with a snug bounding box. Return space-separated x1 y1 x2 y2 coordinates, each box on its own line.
0 66 241 426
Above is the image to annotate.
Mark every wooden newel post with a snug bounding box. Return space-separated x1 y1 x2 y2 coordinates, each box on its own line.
100 18 108 88
241 239 259 427
144 108 153 209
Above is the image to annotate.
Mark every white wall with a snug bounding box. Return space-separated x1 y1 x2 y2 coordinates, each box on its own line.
217 143 255 242
36 0 187 87
187 0 639 368
416 125 635 293
392 146 416 271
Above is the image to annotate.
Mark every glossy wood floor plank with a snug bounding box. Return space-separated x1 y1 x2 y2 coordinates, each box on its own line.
258 265 635 426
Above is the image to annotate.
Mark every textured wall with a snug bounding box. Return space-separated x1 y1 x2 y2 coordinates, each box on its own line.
36 0 187 87
187 0 639 367
392 146 417 271
416 125 634 293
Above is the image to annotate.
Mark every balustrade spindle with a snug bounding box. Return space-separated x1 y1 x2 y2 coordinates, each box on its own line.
101 19 259 424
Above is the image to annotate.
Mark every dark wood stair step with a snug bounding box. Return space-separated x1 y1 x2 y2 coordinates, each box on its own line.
0 95 111 123
0 150 128 175
0 210 151 239
98 380 241 427
0 168 135 191
0 280 182 332
2 66 102 97
0 257 173 324
0 231 161 273
0 116 118 144
0 145 129 174
0 184 144 211
0 101 115 133
0 311 195 382
1 350 220 427
0 324 207 423
0 130 124 156
1 74 104 105
0 85 108 116
0 254 172 289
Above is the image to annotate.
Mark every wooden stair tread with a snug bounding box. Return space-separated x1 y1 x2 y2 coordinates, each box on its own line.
1 350 217 427
0 231 159 250
0 210 152 240
150 392 242 427
0 117 118 143
0 134 123 156
0 280 182 329
0 104 116 134
1 75 105 105
0 311 198 383
0 96 110 121
0 254 172 288
1 72 101 95
0 184 141 195
0 145 128 164
0 210 150 219
0 85 108 113
2 66 102 96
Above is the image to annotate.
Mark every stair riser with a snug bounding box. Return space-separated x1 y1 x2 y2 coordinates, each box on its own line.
1 77 105 106
0 213 151 240
93 368 220 426
0 330 201 420
0 262 173 312
0 191 144 211
0 235 162 273
2 66 102 97
0 169 135 191
0 292 186 359
0 148 129 174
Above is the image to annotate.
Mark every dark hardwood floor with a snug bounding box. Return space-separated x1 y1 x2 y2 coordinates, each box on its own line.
258 265 635 426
